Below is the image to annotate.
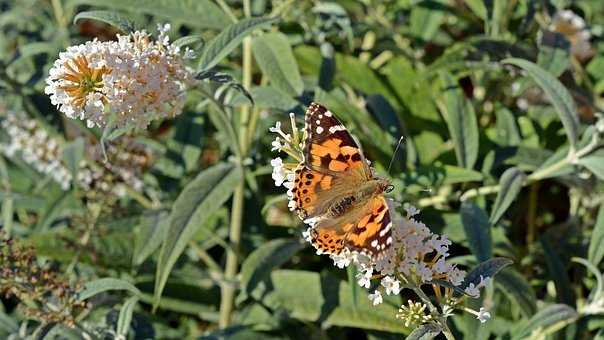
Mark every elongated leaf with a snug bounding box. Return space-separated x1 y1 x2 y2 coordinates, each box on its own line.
252 32 304 97
253 270 408 333
588 204 604 266
347 265 359 308
537 31 570 77
68 0 229 29
578 151 604 181
239 238 304 296
154 163 242 307
495 268 537 317
494 107 521 146
173 35 204 49
438 72 479 169
77 278 141 301
503 58 580 149
462 257 513 290
572 257 603 302
409 0 446 41
133 210 170 266
116 296 139 337
406 323 441 340
490 167 525 224
73 10 134 33
198 17 278 72
461 202 492 262
540 238 573 305
62 138 84 183
512 304 578 340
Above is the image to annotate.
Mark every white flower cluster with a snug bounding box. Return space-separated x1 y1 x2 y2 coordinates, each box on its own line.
326 205 483 304
269 111 493 326
550 10 593 60
0 112 149 198
45 24 193 129
0 112 72 189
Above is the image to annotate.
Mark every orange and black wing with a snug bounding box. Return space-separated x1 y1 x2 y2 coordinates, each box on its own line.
310 195 392 257
292 102 370 219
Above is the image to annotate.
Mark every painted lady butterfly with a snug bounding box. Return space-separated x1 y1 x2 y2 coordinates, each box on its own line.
292 102 393 257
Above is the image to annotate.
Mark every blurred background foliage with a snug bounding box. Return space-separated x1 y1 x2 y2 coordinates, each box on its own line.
1 0 604 338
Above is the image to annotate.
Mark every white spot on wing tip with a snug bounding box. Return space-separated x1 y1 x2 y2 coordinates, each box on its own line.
316 126 324 134
371 240 378 248
325 111 332 117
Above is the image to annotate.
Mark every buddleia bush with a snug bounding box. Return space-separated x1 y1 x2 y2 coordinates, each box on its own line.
0 0 604 338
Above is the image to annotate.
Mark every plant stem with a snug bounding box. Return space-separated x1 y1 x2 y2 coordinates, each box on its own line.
50 0 67 28
218 176 244 328
412 287 455 340
218 0 253 328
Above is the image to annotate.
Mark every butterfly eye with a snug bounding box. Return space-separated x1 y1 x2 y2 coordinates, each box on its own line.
385 184 394 193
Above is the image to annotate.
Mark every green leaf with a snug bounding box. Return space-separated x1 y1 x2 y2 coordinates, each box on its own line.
154 163 242 308
461 202 492 262
409 0 446 41
441 165 484 184
503 58 580 149
578 151 604 181
61 138 84 183
462 257 513 290
512 304 578 340
405 323 441 340
541 238 574 305
438 72 479 169
347 265 359 309
494 107 521 146
205 103 241 157
489 167 525 224
537 31 570 77
495 268 537 317
252 32 304 97
239 238 304 297
73 10 134 33
588 204 604 266
198 16 277 72
253 270 408 333
173 35 204 49
77 278 141 301
133 210 170 266
572 257 603 302
116 296 139 337
68 0 229 29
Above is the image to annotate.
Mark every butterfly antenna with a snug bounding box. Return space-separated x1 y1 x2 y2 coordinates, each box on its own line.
386 136 405 175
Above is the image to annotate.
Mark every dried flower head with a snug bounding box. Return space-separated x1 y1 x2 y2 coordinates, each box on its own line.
0 237 87 327
45 23 193 129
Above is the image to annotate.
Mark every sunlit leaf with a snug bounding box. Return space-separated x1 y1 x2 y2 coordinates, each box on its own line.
503 58 580 149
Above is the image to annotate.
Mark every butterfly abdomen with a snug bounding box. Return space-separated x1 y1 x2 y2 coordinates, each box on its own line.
329 196 356 217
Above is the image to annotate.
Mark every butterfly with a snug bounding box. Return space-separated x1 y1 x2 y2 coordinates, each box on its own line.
291 102 394 257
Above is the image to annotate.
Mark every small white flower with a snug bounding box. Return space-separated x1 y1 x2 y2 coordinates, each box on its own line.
476 307 491 323
269 121 282 133
356 269 373 289
464 283 480 298
368 290 383 306
380 276 401 295
271 137 283 151
270 157 286 186
404 205 420 217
